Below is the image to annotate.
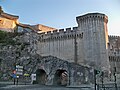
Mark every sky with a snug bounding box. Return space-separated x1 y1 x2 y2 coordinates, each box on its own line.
0 0 120 35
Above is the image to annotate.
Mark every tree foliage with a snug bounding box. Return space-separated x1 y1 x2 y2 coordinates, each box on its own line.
0 30 16 45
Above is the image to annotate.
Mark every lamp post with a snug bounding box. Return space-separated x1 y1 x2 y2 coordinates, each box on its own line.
94 69 97 90
100 72 105 90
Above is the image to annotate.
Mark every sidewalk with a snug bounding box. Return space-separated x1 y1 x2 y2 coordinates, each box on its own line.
0 81 13 85
0 84 32 89
0 81 31 85
67 84 94 90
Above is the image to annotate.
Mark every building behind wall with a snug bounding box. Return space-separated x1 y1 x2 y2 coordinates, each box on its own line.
0 6 19 32
108 36 120 74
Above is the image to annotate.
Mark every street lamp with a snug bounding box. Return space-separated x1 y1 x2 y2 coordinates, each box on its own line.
100 72 105 89
94 69 97 90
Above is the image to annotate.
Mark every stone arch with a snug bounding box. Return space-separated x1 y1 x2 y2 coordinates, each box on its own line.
36 69 47 85
53 69 68 86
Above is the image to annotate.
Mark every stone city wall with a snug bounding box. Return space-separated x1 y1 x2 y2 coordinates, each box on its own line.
32 56 94 85
37 27 84 63
109 56 120 74
37 13 110 72
108 35 120 74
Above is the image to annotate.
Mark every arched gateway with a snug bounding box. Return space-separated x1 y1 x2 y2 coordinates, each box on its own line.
36 69 47 85
53 69 68 86
32 56 94 86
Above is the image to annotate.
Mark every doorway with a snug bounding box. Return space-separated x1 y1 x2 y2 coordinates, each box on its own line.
36 69 47 85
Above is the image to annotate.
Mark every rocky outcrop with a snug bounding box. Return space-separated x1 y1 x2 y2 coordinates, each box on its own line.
0 31 39 80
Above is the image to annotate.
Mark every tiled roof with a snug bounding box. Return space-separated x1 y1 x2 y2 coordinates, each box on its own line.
1 12 19 20
17 23 39 32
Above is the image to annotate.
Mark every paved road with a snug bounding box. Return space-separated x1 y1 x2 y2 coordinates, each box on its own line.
0 84 94 90
1 82 120 90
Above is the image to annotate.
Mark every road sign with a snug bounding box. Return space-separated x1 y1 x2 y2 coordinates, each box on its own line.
31 74 36 81
16 65 23 69
16 65 23 75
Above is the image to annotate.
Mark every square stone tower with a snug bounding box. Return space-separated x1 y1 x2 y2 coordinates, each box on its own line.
76 13 110 72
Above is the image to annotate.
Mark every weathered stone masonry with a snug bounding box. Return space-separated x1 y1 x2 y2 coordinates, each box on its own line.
32 56 94 85
1 6 120 84
76 13 110 71
37 13 110 72
38 27 83 63
0 7 114 73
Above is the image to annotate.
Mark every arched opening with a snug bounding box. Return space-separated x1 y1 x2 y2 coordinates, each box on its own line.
53 69 68 86
36 69 47 85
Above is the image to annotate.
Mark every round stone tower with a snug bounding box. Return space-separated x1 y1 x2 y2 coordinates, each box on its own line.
76 13 110 72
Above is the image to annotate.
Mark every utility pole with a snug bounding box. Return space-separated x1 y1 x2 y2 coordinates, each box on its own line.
94 69 97 90
113 51 118 90
101 72 105 90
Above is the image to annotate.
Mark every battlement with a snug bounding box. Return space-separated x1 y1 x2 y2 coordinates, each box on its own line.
109 56 120 62
39 27 78 35
76 13 108 24
109 35 120 39
39 27 83 42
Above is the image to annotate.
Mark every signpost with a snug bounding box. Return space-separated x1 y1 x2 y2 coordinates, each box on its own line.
12 65 23 85
16 65 23 75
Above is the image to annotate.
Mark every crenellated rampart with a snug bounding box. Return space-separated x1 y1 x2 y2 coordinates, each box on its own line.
76 13 108 24
109 35 120 40
39 27 83 42
109 56 120 62
37 13 116 72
